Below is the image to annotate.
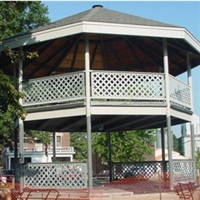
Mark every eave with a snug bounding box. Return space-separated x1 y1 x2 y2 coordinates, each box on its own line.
1 21 200 55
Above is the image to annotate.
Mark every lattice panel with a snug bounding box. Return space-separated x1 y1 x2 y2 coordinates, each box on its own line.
173 160 195 185
112 162 161 180
22 72 85 106
23 163 87 188
169 75 191 109
91 71 165 99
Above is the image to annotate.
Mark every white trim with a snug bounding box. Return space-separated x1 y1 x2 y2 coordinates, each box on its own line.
82 22 200 53
82 21 185 38
170 109 192 121
184 29 200 54
91 106 166 115
1 21 200 54
0 22 83 50
25 107 86 121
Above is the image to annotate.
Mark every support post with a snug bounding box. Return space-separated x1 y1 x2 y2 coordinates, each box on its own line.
187 53 195 160
18 47 25 190
52 131 56 162
163 39 173 190
14 123 18 173
187 52 196 180
85 34 93 191
107 132 112 182
13 65 18 168
161 127 167 180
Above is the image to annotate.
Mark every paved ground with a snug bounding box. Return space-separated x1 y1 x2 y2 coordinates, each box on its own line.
90 174 200 200
5 174 200 200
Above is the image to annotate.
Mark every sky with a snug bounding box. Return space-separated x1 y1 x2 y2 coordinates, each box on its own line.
42 1 200 118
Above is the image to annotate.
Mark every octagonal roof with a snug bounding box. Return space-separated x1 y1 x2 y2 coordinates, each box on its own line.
1 5 200 79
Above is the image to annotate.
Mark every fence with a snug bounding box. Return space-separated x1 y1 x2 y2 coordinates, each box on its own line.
9 160 198 200
21 162 88 188
22 70 191 111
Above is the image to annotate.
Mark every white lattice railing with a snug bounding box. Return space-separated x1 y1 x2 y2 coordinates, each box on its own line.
22 70 191 110
169 75 191 109
91 71 165 100
23 71 85 106
22 162 88 188
173 160 196 185
47 146 74 152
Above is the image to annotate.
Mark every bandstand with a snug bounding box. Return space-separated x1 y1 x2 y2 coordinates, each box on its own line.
1 5 200 190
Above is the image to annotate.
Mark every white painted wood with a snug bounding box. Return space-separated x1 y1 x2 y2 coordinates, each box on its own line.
1 22 200 55
0 22 83 50
25 107 86 121
170 109 192 121
187 53 196 163
85 34 93 190
91 106 167 115
163 38 173 190
18 47 25 191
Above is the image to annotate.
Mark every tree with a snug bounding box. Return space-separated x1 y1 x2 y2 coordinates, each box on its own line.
93 130 156 163
196 150 200 167
70 132 88 161
27 130 52 156
0 1 50 40
0 1 50 149
196 149 200 182
0 70 25 148
70 130 156 164
173 134 179 152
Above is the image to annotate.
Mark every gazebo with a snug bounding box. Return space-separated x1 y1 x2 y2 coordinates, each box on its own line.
1 5 200 190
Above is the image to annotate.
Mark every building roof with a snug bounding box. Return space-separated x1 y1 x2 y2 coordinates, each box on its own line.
155 148 189 161
1 5 200 79
31 5 179 33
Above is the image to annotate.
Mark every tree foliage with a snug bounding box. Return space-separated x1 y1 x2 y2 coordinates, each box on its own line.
26 130 52 156
196 149 200 170
70 132 88 162
27 130 51 146
0 70 25 117
173 134 179 152
70 130 156 163
0 70 26 148
0 1 50 40
0 1 50 149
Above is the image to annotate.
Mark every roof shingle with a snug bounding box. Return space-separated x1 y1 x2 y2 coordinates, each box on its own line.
31 5 180 33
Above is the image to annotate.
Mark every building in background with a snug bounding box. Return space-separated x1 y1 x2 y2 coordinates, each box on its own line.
2 132 75 171
145 148 188 161
154 114 200 159
179 114 200 158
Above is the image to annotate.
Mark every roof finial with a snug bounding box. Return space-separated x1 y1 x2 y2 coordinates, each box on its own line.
92 5 103 8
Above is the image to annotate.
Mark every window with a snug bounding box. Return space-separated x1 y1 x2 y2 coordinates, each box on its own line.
56 136 62 147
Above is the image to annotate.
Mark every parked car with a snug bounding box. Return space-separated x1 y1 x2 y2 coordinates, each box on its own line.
56 167 82 180
96 170 110 180
123 165 152 180
0 170 15 186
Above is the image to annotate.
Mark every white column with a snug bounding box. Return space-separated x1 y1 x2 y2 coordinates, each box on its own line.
85 34 93 190
18 47 25 190
163 39 173 190
18 47 24 164
187 53 195 161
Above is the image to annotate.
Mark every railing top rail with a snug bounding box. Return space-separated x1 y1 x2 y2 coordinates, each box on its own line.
91 70 165 76
169 74 191 88
26 70 85 82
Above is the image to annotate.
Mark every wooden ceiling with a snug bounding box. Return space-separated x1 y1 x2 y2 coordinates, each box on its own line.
1 33 200 80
